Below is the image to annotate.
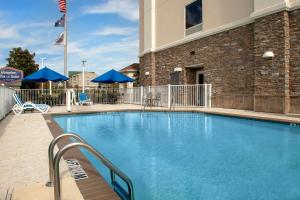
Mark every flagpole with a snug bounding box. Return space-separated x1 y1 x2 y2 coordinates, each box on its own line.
64 1 68 90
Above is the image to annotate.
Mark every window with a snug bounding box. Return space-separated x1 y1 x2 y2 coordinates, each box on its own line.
185 0 202 35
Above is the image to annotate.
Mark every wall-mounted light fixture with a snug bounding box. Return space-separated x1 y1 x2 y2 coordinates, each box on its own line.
174 67 183 72
262 51 274 59
145 71 150 76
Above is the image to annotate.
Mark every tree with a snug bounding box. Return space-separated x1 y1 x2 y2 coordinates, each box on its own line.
6 47 39 89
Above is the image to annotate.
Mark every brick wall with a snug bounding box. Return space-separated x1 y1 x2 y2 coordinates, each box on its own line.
290 9 300 113
140 53 155 86
139 9 300 113
140 24 255 110
253 11 290 113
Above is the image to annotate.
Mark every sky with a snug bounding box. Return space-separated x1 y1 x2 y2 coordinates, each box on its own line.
0 0 139 75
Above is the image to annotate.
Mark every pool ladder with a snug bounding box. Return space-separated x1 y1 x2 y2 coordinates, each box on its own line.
47 133 135 200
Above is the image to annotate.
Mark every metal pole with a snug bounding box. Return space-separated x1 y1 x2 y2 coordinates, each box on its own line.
41 58 47 94
50 81 52 95
81 60 87 93
64 2 68 90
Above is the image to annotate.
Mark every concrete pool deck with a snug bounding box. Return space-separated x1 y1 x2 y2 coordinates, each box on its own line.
1 104 300 199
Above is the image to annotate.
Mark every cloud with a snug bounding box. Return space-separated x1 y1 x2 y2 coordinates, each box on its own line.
18 21 53 29
81 0 139 21
0 24 19 39
73 38 138 58
60 36 138 74
0 20 52 40
90 26 137 36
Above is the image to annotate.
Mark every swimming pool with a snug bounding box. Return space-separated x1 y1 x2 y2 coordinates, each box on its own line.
54 112 300 200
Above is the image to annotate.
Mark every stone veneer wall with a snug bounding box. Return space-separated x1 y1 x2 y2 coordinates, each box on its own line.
290 9 300 113
139 9 300 113
253 11 291 113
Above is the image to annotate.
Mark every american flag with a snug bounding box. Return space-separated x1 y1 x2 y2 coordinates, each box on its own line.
58 0 66 13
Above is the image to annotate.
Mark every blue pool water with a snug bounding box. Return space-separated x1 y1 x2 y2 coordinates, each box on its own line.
54 112 300 200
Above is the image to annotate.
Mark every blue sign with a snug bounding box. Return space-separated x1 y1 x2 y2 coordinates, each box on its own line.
0 67 23 83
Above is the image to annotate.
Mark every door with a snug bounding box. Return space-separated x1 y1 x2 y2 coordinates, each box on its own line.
196 71 204 106
196 71 204 84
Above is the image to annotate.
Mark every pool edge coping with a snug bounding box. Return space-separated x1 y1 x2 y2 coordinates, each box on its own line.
49 108 300 125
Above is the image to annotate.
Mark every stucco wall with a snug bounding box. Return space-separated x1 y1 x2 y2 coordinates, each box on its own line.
254 0 287 11
139 0 144 54
142 0 154 52
203 0 253 30
152 0 254 49
140 0 300 53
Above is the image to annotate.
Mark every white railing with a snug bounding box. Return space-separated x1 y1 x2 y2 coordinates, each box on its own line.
0 86 15 120
170 84 212 107
122 87 143 105
14 84 212 108
123 84 212 108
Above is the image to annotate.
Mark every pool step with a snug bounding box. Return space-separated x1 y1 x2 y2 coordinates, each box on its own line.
11 177 83 200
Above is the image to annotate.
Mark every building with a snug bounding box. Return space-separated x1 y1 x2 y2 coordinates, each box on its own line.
139 0 300 114
68 71 98 89
119 63 139 88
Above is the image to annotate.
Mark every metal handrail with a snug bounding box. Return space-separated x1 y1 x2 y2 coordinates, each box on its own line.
47 133 87 186
53 142 135 200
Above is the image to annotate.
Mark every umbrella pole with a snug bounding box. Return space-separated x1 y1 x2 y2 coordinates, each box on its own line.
42 82 44 95
49 81 52 95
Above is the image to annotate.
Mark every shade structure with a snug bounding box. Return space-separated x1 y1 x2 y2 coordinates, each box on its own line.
91 69 134 83
23 67 68 95
23 67 68 82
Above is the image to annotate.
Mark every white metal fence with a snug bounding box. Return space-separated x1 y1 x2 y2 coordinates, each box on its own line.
123 84 212 108
14 84 212 108
0 86 15 120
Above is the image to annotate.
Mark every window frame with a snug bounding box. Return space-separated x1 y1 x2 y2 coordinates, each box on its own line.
184 0 203 37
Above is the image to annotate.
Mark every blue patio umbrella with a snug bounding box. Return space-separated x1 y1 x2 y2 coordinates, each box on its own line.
91 69 134 83
23 67 68 82
24 67 68 95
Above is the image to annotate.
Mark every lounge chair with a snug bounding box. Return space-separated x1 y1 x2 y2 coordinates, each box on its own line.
78 93 93 105
12 93 50 114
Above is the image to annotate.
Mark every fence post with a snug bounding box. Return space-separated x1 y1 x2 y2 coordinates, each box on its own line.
204 84 207 108
66 89 71 112
140 86 143 105
167 84 171 109
208 84 212 108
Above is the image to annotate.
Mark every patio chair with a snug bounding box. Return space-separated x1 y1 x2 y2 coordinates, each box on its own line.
143 92 153 110
78 93 93 105
153 92 162 107
12 93 50 115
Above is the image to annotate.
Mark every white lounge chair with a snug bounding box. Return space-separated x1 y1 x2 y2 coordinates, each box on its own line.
12 93 50 114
